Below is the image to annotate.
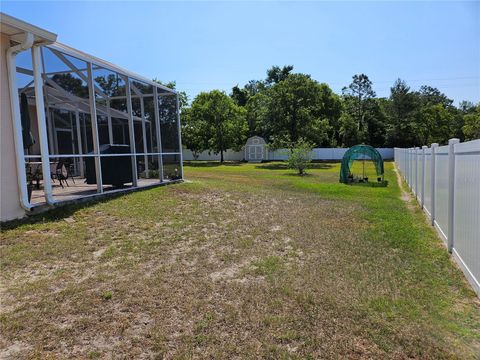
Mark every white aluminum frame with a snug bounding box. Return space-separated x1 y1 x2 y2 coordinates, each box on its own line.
48 42 176 95
14 41 183 208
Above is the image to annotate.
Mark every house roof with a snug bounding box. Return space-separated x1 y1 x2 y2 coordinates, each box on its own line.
0 12 57 44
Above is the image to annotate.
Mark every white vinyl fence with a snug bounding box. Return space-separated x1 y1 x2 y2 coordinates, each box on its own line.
395 139 480 297
182 149 245 161
183 147 394 161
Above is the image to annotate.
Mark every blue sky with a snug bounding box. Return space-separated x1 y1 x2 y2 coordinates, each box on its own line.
2 1 479 105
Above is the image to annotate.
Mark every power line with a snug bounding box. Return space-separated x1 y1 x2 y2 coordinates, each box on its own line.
174 76 479 88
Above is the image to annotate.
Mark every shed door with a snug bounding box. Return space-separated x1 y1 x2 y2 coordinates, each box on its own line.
249 145 263 161
255 146 263 160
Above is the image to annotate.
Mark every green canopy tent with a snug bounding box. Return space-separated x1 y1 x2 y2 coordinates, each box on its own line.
339 145 384 184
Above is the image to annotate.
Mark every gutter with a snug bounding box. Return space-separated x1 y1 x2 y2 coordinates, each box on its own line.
6 32 35 211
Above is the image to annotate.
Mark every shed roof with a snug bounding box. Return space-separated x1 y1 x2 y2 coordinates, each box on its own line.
246 136 267 145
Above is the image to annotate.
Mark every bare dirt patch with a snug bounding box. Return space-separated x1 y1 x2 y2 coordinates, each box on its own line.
1 163 479 359
1 184 363 359
393 165 417 211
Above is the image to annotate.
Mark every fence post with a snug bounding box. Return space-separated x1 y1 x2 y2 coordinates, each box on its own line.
408 148 411 185
408 148 413 187
405 148 408 181
407 148 411 186
415 147 419 197
421 145 427 209
404 149 407 181
430 143 438 226
404 149 407 182
405 149 408 183
447 138 459 253
409 148 413 187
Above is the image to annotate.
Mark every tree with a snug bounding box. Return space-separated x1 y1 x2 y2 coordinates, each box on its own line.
459 101 476 113
342 74 376 140
265 65 294 85
362 99 387 147
318 82 343 146
287 138 313 175
339 112 359 147
415 86 457 145
153 79 189 109
95 73 123 97
417 104 455 144
245 91 269 137
385 79 420 147
189 90 247 162
230 85 250 106
244 79 266 96
457 100 477 140
180 107 207 160
230 65 292 108
418 85 453 107
51 73 89 98
462 104 480 140
231 66 296 137
263 74 341 148
383 81 464 147
182 67 474 152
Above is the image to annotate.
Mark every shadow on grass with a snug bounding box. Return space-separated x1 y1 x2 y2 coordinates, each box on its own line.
184 161 243 167
283 173 315 177
1 181 182 230
1 201 96 231
255 163 333 170
345 180 389 188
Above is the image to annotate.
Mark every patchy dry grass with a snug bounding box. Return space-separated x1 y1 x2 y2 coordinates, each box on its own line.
1 161 479 359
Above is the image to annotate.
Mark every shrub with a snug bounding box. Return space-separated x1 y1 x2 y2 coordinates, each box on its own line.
287 139 313 175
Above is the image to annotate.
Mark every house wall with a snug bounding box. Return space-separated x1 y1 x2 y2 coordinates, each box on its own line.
0 33 25 221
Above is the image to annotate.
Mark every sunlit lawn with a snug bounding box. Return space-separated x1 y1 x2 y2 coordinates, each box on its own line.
1 161 479 359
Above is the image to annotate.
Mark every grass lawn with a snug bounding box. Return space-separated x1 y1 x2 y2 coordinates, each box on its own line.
1 161 479 359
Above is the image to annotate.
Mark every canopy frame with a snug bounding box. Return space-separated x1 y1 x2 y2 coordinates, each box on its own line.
339 145 384 184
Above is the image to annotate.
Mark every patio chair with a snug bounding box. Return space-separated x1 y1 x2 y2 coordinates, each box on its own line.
65 159 75 184
55 161 70 188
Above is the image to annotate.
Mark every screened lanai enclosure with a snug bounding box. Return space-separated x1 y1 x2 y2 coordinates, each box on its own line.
16 43 182 206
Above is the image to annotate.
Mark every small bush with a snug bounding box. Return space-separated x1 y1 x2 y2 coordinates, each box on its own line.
287 139 314 175
102 291 113 300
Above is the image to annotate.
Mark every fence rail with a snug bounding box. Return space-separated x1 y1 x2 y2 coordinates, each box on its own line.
395 139 480 297
183 148 394 161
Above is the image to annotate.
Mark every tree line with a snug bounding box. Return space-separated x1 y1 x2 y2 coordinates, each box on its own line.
180 66 480 160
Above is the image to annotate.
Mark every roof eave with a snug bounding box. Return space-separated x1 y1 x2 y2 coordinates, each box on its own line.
0 12 57 44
